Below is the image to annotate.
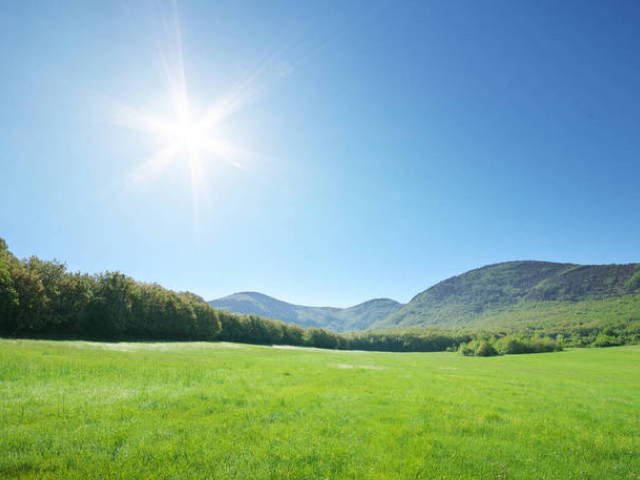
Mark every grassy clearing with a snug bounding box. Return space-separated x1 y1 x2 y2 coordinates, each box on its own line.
0 340 638 479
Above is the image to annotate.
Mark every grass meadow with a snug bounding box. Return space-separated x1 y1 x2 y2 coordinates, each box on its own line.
0 339 638 480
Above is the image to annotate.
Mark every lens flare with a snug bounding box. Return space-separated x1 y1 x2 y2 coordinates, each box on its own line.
112 2 267 225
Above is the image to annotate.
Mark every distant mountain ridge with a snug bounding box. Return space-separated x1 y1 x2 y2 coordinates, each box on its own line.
211 261 640 332
208 292 403 332
370 261 640 330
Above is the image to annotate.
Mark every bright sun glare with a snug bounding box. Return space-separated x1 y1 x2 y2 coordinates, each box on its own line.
145 94 214 155
111 1 294 229
111 3 270 223
173 116 203 151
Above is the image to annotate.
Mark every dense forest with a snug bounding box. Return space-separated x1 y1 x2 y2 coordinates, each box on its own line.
1 237 638 354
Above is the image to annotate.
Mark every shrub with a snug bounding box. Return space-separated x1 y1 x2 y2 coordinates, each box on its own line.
458 343 475 356
475 341 498 356
592 333 622 348
458 340 498 356
495 336 525 354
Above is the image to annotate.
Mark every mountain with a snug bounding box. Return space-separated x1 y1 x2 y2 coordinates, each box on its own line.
210 261 640 333
370 261 640 331
209 292 403 332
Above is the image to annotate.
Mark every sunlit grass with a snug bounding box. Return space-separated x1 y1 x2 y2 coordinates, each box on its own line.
1 340 638 479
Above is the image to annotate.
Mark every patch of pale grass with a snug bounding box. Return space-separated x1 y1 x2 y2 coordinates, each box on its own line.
67 341 249 353
336 364 385 370
270 345 369 353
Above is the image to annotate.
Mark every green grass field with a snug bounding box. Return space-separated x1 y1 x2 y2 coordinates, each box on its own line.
1 340 638 479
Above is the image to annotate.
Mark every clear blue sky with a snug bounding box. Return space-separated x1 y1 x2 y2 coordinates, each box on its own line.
1 1 639 306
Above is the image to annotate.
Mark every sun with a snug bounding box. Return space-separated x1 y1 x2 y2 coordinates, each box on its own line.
112 82 250 230
173 118 202 151
131 91 215 157
169 109 207 152
111 2 275 223
115 70 249 201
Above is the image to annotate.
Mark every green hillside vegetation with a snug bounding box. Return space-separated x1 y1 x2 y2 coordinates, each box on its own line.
2 238 639 352
373 261 640 331
1 340 638 479
209 292 402 332
0 237 560 353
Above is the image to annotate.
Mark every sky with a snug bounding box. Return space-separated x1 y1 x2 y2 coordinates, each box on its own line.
1 0 639 307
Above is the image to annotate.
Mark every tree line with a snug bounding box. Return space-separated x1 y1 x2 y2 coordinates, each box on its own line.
0 238 355 347
1 237 638 353
0 238 474 350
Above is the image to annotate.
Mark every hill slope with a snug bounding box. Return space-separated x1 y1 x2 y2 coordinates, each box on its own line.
209 292 403 332
371 261 640 330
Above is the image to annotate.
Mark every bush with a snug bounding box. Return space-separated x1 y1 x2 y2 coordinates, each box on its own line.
458 340 498 356
495 336 525 354
461 336 561 356
458 343 475 356
475 341 498 356
592 333 622 348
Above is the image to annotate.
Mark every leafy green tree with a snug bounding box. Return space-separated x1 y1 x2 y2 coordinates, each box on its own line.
10 258 49 333
0 238 19 331
91 272 139 337
495 336 525 354
304 327 340 349
475 341 498 356
592 333 622 347
187 293 222 340
282 323 305 346
56 273 96 334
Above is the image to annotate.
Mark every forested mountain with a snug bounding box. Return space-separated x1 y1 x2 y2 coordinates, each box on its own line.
371 261 640 331
2 236 639 351
209 292 402 332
